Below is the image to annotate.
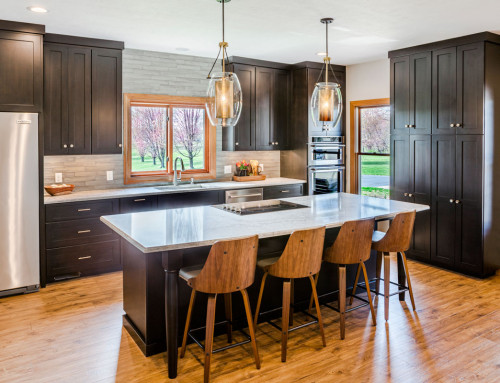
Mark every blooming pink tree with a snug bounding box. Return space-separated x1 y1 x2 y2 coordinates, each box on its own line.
173 108 204 169
131 107 167 168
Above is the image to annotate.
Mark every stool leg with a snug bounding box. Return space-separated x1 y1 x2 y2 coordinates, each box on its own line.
180 289 196 358
401 252 416 311
204 294 217 383
349 263 362 306
308 273 319 314
375 251 383 295
253 272 268 329
397 252 406 301
224 293 232 343
361 262 377 326
338 265 346 340
241 289 261 369
308 275 326 347
384 253 390 321
281 279 291 362
289 279 294 327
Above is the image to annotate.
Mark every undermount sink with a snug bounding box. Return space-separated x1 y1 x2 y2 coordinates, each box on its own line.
155 184 205 191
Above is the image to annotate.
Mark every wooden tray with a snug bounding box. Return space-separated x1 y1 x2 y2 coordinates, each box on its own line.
232 175 266 182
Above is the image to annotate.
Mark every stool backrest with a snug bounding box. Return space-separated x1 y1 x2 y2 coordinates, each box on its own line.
192 235 259 294
267 226 326 279
323 218 375 265
374 210 416 252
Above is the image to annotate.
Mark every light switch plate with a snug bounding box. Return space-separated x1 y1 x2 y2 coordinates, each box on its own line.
260 164 264 172
55 173 62 183
106 171 114 181
224 165 232 174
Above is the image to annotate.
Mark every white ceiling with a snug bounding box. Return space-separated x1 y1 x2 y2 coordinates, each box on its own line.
2 0 500 65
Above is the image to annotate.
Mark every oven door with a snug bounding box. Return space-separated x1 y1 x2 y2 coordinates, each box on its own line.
308 166 345 195
308 144 345 166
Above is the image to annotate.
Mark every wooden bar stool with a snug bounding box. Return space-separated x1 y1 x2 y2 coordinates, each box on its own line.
179 235 260 383
253 226 326 362
310 218 377 340
351 211 416 321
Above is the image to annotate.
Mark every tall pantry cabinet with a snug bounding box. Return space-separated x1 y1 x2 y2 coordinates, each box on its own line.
389 32 500 277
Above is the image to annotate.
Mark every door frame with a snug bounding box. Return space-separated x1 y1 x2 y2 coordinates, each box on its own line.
349 98 390 193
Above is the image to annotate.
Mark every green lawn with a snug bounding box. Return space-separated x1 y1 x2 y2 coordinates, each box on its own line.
361 187 389 199
131 149 204 172
360 155 390 176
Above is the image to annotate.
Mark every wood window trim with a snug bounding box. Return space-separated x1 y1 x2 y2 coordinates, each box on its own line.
123 93 216 185
349 98 390 193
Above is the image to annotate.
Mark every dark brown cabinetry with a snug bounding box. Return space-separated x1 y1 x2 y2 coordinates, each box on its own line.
389 32 500 277
224 58 290 151
43 34 123 155
0 22 44 112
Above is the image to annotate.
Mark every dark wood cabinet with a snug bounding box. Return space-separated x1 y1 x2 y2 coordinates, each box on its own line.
0 27 43 112
390 33 500 277
273 69 290 149
255 67 274 150
43 35 123 155
263 184 303 200
91 48 123 154
120 195 158 214
44 43 91 155
390 56 410 135
158 191 223 209
390 135 410 201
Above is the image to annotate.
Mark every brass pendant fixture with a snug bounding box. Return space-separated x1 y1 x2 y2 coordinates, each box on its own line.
311 18 343 132
205 0 242 128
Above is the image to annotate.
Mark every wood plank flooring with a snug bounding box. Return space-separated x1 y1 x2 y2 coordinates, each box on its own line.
1 258 499 382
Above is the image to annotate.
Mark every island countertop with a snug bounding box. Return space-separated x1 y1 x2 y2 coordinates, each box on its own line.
101 193 429 253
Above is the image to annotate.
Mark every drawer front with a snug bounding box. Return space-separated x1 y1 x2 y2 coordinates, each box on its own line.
263 184 304 200
47 240 121 280
120 195 158 213
158 190 223 209
46 218 117 248
46 199 119 222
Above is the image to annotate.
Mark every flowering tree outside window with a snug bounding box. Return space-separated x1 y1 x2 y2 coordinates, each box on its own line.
173 108 205 170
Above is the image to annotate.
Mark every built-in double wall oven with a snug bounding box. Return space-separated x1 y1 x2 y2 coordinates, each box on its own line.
307 136 345 195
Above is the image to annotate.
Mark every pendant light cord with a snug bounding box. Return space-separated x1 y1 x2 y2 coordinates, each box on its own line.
317 19 340 85
207 0 230 79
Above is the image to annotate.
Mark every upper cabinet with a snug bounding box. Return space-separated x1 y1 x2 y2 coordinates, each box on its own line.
0 21 44 113
43 34 124 155
224 58 291 151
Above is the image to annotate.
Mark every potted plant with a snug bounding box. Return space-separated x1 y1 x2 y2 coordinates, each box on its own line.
236 160 249 176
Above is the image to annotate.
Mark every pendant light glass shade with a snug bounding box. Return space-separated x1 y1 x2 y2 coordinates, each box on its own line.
206 71 242 128
311 82 342 131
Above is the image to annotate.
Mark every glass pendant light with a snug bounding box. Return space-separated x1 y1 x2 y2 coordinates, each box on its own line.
311 18 343 132
205 0 242 128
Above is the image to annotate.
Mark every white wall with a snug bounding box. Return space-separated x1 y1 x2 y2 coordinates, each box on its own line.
345 59 390 192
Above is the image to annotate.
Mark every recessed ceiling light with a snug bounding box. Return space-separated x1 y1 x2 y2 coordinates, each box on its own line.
27 6 48 13
316 52 327 56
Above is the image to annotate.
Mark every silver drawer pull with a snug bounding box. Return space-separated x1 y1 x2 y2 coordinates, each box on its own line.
134 198 146 202
77 230 91 234
78 256 92 260
78 208 91 212
281 190 290 193
231 194 263 198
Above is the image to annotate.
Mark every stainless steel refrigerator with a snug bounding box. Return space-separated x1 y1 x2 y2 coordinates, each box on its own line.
0 112 40 297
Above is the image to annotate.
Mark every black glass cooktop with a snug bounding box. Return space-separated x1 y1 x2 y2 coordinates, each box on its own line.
214 200 308 215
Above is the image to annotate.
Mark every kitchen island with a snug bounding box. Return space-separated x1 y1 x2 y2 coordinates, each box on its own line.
101 193 428 378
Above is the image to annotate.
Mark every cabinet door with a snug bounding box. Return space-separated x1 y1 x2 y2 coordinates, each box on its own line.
432 47 457 134
44 44 69 155
91 48 122 154
408 135 431 260
232 64 255 151
255 67 274 150
390 56 410 135
431 135 456 266
455 135 483 273
273 69 290 149
390 135 410 201
457 43 484 135
409 52 431 134
0 31 42 112
67 46 91 154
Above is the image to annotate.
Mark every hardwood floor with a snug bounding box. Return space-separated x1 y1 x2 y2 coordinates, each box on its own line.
0 258 499 382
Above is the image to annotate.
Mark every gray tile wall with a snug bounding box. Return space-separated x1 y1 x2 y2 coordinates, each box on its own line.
44 48 280 190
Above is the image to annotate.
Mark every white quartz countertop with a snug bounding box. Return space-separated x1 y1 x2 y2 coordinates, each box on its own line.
44 177 306 204
101 193 429 253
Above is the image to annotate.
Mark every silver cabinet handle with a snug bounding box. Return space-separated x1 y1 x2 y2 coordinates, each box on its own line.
281 190 290 193
77 208 91 212
404 193 409 196
70 144 74 148
134 198 146 202
63 144 68 148
231 193 263 199
455 123 462 127
450 124 454 128
78 256 92 260
77 230 91 234
455 199 461 204
449 199 454 203
408 193 413 197
275 141 279 145
405 124 409 128
235 142 239 146
118 144 122 148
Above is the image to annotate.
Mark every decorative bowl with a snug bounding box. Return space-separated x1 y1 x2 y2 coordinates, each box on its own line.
44 184 75 196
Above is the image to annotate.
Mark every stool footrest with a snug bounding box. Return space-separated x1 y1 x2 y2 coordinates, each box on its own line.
187 319 251 354
267 309 319 333
356 278 409 297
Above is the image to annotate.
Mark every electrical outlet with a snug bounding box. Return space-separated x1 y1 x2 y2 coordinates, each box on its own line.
224 165 232 174
106 171 114 181
259 164 264 172
55 173 62 183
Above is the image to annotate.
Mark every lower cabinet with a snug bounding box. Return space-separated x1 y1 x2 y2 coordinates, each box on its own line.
157 191 223 209
263 184 303 200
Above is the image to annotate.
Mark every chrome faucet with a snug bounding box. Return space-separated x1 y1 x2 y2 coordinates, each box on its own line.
173 157 185 186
